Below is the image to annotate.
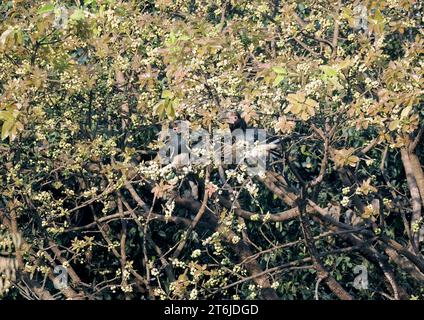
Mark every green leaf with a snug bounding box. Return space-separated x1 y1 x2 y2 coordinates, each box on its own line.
300 145 313 156
1 119 14 140
166 31 177 46
320 65 338 78
14 29 23 46
153 100 166 118
37 4 55 14
161 90 174 100
179 34 190 41
374 9 384 24
328 77 343 90
0 111 13 122
70 9 85 21
272 66 287 74
273 74 285 87
166 102 175 119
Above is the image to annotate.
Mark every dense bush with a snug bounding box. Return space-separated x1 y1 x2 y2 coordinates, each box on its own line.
0 0 423 300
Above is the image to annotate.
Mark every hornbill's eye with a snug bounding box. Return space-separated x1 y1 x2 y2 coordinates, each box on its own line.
228 115 239 124
170 120 190 133
219 111 247 132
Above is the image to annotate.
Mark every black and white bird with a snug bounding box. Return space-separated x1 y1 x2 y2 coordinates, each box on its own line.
156 120 191 169
219 111 281 172
157 120 202 200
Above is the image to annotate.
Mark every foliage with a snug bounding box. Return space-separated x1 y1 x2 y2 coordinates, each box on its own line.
0 0 423 300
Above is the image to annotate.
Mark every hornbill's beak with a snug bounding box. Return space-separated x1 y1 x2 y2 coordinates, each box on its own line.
218 112 228 120
218 112 231 124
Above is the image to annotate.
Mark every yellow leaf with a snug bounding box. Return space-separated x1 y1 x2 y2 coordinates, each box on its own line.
388 119 399 131
334 148 359 168
400 106 411 120
300 111 309 121
305 98 318 108
290 102 302 115
347 155 359 167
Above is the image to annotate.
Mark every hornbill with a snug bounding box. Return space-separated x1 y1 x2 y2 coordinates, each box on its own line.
219 111 282 171
157 120 202 201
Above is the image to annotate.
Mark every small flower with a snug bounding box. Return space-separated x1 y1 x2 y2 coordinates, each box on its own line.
250 214 260 221
342 187 350 195
164 200 175 222
121 284 133 293
412 218 422 233
246 182 259 198
233 265 242 273
341 196 350 207
191 249 202 259
263 212 271 223
154 288 165 297
271 281 280 289
189 288 198 300
365 159 374 166
383 198 393 208
231 235 240 244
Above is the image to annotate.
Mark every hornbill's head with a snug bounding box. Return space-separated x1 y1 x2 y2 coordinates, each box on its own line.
170 120 190 134
220 111 247 132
